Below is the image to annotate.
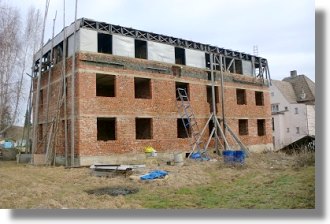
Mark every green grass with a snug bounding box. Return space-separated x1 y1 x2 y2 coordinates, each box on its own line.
127 166 315 209
0 152 315 209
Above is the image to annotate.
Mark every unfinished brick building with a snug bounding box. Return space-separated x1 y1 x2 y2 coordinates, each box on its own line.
32 18 273 166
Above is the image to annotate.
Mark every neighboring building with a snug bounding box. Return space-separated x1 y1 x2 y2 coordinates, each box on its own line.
270 70 315 151
32 18 273 166
0 125 23 142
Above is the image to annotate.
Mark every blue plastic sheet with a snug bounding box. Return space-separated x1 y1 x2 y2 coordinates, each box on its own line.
190 152 209 161
3 141 13 149
190 152 201 159
140 170 168 180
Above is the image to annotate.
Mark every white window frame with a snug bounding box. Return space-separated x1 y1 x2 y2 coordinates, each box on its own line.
271 104 279 112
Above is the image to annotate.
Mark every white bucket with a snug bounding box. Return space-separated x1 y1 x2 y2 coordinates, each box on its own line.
174 153 183 165
151 151 157 157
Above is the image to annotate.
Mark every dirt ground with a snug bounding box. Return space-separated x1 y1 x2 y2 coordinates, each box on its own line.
0 151 315 209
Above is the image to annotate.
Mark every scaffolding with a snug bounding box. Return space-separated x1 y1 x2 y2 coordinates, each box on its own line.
176 53 249 158
30 0 77 166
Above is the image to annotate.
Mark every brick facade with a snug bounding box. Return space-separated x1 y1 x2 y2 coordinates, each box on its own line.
33 51 273 165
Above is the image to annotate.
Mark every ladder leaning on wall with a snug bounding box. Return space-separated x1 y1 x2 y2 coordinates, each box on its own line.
176 88 208 159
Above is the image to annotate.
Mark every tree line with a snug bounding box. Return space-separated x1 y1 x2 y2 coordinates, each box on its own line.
0 0 42 136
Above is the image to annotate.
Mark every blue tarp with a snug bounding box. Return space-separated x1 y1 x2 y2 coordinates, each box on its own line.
3 141 13 149
189 152 209 161
190 152 201 159
140 170 168 180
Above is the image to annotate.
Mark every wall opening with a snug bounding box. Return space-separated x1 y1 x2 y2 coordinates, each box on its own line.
97 118 116 141
134 77 151 99
136 118 152 139
65 37 69 58
39 89 44 108
234 59 243 74
257 119 265 136
206 86 219 104
255 91 264 106
236 89 246 105
53 42 63 64
98 33 112 54
41 51 51 71
175 47 186 65
176 82 189 101
177 118 190 138
238 119 248 135
208 118 220 137
225 57 234 73
96 74 115 97
135 39 147 59
205 53 210 69
206 86 219 113
207 71 212 81
38 124 43 141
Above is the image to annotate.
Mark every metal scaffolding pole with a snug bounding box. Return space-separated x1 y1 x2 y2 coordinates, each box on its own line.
210 53 219 154
63 0 68 167
44 11 57 154
70 0 78 167
219 55 226 149
31 0 50 162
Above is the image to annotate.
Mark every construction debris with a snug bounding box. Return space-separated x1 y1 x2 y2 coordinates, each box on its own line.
90 164 146 177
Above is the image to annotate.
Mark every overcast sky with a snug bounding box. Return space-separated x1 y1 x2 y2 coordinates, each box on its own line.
8 0 316 81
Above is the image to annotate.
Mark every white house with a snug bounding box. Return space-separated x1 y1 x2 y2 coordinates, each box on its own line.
270 70 315 151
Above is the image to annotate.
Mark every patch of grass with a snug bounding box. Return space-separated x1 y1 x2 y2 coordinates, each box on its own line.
127 166 315 209
0 151 315 209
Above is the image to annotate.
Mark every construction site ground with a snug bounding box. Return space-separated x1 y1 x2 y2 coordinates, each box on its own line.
0 151 314 209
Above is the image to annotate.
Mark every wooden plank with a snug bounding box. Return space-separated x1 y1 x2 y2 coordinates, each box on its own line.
90 164 146 171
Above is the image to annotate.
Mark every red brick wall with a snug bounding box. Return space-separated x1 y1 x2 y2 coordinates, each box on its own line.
33 52 272 156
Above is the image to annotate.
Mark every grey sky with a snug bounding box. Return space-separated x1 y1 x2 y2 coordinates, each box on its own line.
10 0 315 81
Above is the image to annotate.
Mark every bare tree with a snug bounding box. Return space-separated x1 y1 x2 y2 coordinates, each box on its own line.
0 1 41 136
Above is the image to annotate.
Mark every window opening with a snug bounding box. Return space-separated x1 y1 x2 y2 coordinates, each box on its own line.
97 118 116 141
236 89 246 105
136 118 152 139
96 74 115 97
175 47 186 65
257 119 265 136
176 82 189 101
255 91 264 106
134 77 151 99
135 39 147 59
97 33 112 54
177 118 191 138
239 119 248 135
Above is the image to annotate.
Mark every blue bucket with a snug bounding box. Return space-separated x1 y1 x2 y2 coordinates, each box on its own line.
234 150 245 164
222 150 235 164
